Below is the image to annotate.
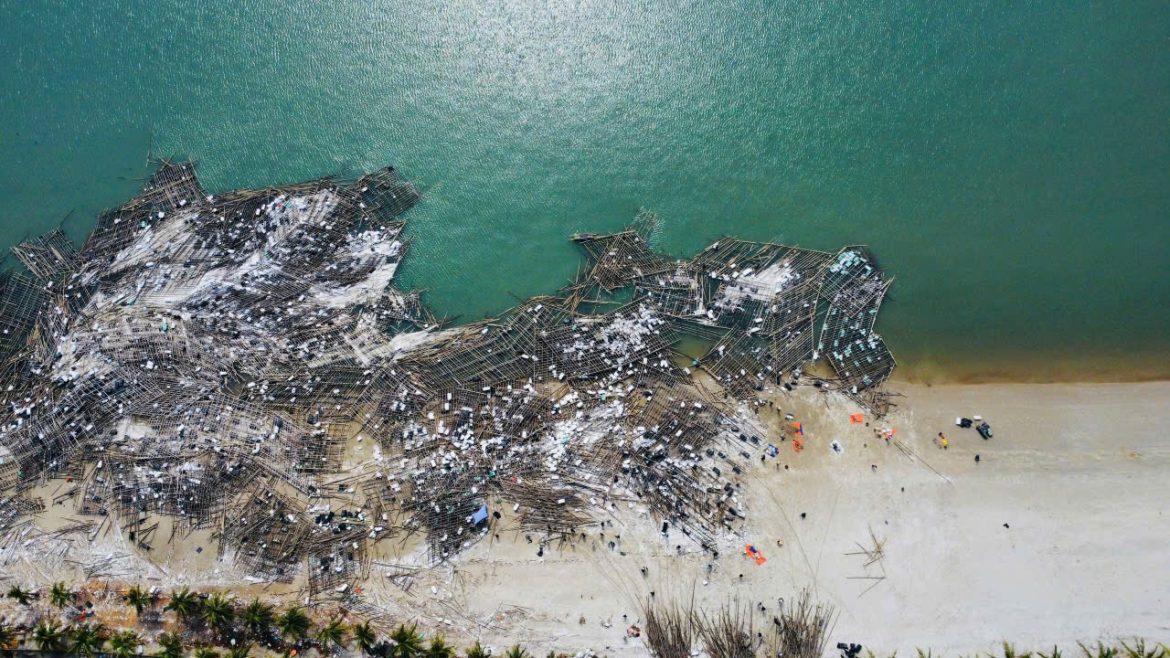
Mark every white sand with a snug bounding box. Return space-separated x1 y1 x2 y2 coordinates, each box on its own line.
749 381 1170 653
375 381 1170 655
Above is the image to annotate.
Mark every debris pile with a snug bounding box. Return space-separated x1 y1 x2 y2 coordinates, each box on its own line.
0 160 895 595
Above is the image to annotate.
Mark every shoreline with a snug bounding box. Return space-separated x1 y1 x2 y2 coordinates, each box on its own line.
2 160 1166 653
3 241 1165 388
892 369 1170 386
889 354 1170 386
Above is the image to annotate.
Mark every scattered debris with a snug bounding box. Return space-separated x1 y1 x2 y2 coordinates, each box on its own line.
0 160 897 595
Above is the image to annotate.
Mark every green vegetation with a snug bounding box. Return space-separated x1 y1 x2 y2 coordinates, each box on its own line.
316 618 348 654
866 644 1170 658
165 587 202 624
425 635 455 658
1120 641 1165 658
108 629 141 658
1 582 1165 658
125 585 152 615
466 640 489 658
31 621 65 652
0 620 18 651
353 620 377 655
388 624 424 658
243 598 276 640
158 631 185 658
277 606 312 643
202 592 236 635
504 644 531 658
49 582 74 610
69 622 107 656
5 586 33 606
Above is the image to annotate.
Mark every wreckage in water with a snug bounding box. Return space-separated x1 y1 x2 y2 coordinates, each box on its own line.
0 160 894 596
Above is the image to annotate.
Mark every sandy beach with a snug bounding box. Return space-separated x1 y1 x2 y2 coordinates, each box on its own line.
358 380 1164 655
5 380 1167 654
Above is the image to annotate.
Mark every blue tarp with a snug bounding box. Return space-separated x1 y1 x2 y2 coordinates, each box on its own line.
470 504 489 525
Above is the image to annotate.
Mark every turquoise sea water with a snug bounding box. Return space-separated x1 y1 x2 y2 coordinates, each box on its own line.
1 1 1167 381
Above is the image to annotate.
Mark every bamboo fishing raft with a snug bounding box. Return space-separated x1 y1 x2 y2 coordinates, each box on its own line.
0 159 895 598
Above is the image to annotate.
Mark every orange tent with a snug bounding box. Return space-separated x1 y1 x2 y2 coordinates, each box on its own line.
849 413 864 424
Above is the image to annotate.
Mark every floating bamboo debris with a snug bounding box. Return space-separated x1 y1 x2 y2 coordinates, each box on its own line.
0 271 44 359
0 158 896 592
572 210 671 292
12 228 78 283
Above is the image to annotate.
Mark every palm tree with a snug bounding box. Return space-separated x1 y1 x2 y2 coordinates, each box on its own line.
1120 640 1162 658
352 621 377 656
388 625 423 658
425 636 454 658
504 645 529 658
241 599 274 640
32 621 66 652
277 607 311 643
164 587 201 623
6 586 33 606
193 647 220 658
125 585 152 616
201 592 235 633
50 582 74 610
466 641 489 658
108 630 141 658
69 623 106 656
226 646 252 658
0 620 19 651
157 631 184 658
316 618 348 654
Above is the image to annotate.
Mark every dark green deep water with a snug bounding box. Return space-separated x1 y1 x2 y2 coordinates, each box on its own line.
1 1 1168 381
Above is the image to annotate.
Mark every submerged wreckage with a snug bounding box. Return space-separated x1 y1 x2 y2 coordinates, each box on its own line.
0 160 895 595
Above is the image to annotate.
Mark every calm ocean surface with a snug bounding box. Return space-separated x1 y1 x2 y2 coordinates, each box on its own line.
1 1 1167 381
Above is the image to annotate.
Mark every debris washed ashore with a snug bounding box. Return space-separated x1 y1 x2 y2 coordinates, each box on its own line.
0 160 895 597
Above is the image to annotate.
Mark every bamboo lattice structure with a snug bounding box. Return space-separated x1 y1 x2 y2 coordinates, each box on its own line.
0 159 896 596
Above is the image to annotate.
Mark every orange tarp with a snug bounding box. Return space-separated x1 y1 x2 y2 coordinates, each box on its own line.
744 544 767 565
849 413 864 424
